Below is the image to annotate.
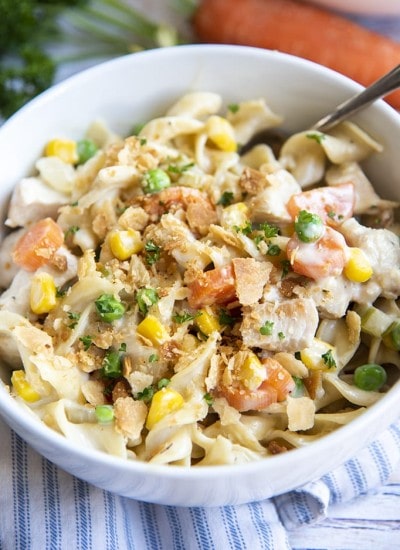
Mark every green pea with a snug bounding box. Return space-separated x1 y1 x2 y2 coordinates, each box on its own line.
295 210 324 243
95 293 125 323
353 363 387 392
142 168 171 194
95 404 114 423
76 139 98 165
136 288 159 315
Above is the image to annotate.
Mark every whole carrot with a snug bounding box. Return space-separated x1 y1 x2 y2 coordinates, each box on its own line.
193 0 400 109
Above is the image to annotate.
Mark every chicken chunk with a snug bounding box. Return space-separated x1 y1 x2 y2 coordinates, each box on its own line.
5 177 69 228
340 218 400 299
240 297 318 352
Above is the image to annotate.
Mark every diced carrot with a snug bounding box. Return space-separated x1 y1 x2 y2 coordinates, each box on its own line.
287 183 355 228
12 218 64 272
193 0 400 109
262 358 295 401
220 381 278 412
219 358 294 411
187 264 237 309
286 226 347 280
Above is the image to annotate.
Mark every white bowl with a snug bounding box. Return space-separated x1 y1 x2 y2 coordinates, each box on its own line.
0 45 399 507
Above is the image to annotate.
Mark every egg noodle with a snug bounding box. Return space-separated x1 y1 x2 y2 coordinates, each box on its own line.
0 92 399 465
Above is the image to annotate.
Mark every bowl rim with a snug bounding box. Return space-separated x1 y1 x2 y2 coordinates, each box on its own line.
0 43 399 490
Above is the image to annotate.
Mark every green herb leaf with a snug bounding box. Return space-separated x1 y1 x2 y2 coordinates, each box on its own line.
67 311 80 329
217 191 234 206
218 308 238 327
234 221 252 235
144 240 161 265
79 335 93 350
227 103 239 113
306 132 326 144
203 392 213 406
259 222 279 238
136 385 155 403
321 349 336 369
172 310 200 324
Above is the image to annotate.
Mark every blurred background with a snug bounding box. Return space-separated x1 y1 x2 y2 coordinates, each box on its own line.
1 0 400 121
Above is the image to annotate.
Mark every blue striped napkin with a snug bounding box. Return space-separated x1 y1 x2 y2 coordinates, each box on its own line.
0 416 399 550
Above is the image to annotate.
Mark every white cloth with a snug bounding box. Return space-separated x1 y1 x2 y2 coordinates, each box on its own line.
0 416 399 550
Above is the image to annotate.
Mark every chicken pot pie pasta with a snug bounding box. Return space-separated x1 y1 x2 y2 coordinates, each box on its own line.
0 92 399 466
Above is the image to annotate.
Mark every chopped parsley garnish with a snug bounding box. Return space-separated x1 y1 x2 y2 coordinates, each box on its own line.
306 132 326 144
173 310 200 324
132 122 145 135
259 222 279 238
322 349 336 369
167 162 194 174
203 392 213 406
291 376 305 398
145 240 161 265
149 354 159 363
228 103 240 113
234 221 253 235
140 138 147 146
280 259 291 278
56 286 67 298
64 225 79 238
218 308 238 327
278 331 285 340
137 378 170 402
260 320 274 336
217 191 234 206
266 243 281 256
136 385 154 403
67 311 80 329
79 335 93 351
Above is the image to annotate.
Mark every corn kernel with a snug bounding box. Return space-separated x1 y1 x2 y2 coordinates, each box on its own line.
30 272 57 314
11 370 41 403
137 315 168 346
45 139 78 164
206 115 237 152
237 352 266 391
220 202 249 229
109 229 143 261
300 338 338 372
146 387 185 429
344 247 373 283
195 307 221 336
